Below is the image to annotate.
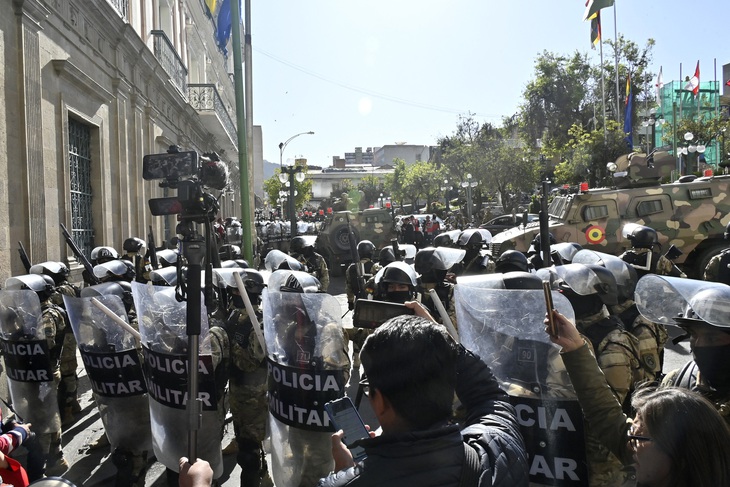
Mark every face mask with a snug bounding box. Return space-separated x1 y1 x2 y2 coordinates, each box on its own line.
231 295 245 309
692 345 730 390
385 291 412 304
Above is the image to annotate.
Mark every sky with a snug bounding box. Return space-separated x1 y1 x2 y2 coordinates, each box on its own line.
250 0 728 167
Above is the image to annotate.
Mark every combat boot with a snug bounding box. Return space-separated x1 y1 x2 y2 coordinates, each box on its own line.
45 453 69 476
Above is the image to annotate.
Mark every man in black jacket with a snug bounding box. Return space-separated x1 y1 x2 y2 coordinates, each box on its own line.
317 307 529 487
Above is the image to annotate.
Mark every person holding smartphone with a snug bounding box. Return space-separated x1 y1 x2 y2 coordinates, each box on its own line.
317 302 529 487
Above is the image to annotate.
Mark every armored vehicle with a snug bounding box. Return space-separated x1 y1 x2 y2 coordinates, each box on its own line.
315 208 396 276
489 151 730 278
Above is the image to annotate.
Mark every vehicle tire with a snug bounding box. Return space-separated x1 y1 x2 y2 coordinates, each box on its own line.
331 225 358 253
689 241 728 279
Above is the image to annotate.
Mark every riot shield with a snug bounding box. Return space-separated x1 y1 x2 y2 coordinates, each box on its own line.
0 290 61 434
63 293 152 453
635 275 730 327
572 250 633 290
130 282 223 478
430 247 466 270
455 284 587 486
264 249 302 272
263 290 349 487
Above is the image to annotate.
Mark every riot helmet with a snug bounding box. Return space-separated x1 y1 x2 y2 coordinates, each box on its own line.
674 286 730 330
495 250 530 274
529 233 557 253
219 244 242 260
458 229 486 249
157 249 179 267
123 237 146 254
357 240 376 260
6 274 55 302
289 236 317 257
90 246 121 265
543 263 618 319
378 246 397 267
276 270 321 293
234 259 249 269
376 261 419 303
432 233 453 248
552 242 583 265
149 267 178 286
415 247 465 283
622 223 659 249
30 261 70 286
573 250 637 302
93 260 136 282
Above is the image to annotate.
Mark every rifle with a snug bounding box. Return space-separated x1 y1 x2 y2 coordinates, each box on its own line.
391 238 405 262
60 223 100 284
344 214 366 317
17 241 32 273
147 225 159 270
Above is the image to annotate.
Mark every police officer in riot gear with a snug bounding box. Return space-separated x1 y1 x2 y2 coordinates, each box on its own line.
527 232 557 270
619 223 685 277
213 268 271 487
122 237 149 283
345 240 378 310
289 236 330 291
453 229 492 276
703 221 730 284
91 246 121 266
4 274 68 479
30 261 82 424
414 247 464 327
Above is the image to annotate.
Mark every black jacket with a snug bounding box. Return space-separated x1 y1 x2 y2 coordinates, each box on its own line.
317 347 529 487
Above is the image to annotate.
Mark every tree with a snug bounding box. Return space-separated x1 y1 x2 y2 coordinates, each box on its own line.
262 161 313 211
358 174 384 208
384 159 407 209
401 161 443 212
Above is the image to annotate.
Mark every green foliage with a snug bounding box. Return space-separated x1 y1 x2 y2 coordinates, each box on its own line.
263 161 313 210
357 174 384 207
555 120 629 186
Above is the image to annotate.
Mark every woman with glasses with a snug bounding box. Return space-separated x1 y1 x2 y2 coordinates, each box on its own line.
546 310 730 487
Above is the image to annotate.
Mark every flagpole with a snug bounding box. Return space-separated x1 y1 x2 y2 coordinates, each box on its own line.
613 1 620 123
679 63 683 120
697 61 701 123
600 30 607 141
231 0 254 263
715 58 719 169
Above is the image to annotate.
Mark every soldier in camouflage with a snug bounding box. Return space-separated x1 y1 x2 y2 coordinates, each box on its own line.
546 263 640 487
5 274 69 479
289 236 330 291
703 221 730 285
214 268 272 487
619 224 686 278
30 261 82 425
344 241 380 370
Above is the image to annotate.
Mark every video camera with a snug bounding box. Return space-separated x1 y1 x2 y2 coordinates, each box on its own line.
143 146 229 221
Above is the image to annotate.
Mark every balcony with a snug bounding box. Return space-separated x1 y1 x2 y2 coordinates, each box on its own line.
151 30 187 95
188 84 238 152
106 0 128 21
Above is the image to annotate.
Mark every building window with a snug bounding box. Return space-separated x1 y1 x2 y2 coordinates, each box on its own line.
68 118 95 258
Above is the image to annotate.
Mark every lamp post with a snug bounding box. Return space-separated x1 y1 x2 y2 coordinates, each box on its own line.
677 131 707 175
460 173 478 224
641 108 661 154
279 131 314 169
279 166 305 236
440 179 450 213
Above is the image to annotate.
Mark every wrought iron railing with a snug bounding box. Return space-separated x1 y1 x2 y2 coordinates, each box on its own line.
188 84 238 146
107 0 128 21
151 30 188 95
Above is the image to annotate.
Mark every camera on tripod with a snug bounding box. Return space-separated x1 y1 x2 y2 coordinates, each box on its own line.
143 146 229 220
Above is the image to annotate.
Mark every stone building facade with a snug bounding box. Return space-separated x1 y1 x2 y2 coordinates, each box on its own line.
1 0 247 282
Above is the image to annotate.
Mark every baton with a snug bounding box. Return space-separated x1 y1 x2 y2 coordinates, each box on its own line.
90 297 142 342
233 271 267 355
427 288 459 341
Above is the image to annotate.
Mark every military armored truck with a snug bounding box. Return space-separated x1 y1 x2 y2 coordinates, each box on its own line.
315 208 396 276
489 151 730 278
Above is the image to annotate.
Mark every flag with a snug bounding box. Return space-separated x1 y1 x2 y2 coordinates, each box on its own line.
583 0 615 21
216 0 232 55
655 67 664 101
684 61 700 96
205 0 217 14
624 75 633 149
726 78 730 87
590 12 601 48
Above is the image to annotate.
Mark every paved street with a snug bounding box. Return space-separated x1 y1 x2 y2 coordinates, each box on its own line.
0 274 692 486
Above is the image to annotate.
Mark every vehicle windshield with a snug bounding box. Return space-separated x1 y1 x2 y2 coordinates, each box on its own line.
548 196 572 220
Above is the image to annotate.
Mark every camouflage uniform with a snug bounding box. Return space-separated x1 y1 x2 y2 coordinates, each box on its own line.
577 308 641 487
344 259 379 368
296 251 330 292
420 282 457 330
52 282 82 424
222 309 271 487
610 299 668 382
663 361 730 428
619 248 686 278
26 301 68 480
703 249 730 284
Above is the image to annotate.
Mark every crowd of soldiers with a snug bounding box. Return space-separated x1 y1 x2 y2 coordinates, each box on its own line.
0 215 728 487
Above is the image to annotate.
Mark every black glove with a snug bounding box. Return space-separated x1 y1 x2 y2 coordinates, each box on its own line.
348 301 355 311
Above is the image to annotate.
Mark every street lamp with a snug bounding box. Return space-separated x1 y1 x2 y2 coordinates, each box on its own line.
279 166 305 236
279 131 314 168
677 131 707 175
460 173 478 224
641 108 660 154
440 179 450 213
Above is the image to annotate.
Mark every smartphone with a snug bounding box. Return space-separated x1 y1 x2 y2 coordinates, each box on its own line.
352 299 414 329
543 280 558 337
324 397 369 462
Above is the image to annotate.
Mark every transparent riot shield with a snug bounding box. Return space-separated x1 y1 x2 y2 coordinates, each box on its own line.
263 290 349 487
131 282 223 478
0 290 60 434
455 285 587 486
635 275 730 327
265 249 302 272
63 293 152 453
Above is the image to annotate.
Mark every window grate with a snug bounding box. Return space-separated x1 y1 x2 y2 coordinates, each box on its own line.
68 118 94 259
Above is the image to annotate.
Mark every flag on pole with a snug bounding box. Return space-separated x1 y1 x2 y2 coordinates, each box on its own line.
205 0 217 14
623 75 633 149
655 67 664 101
684 61 700 96
590 12 601 48
583 0 615 21
216 0 233 55
725 78 730 87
